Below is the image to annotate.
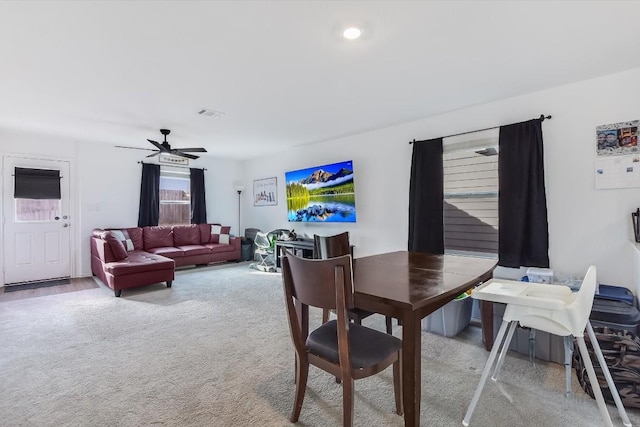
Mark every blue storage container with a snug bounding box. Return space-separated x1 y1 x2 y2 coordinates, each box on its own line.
595 284 635 306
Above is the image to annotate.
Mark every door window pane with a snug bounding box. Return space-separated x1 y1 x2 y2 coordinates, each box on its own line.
15 199 61 222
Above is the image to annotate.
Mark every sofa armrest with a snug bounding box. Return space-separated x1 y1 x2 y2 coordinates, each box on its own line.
91 235 117 263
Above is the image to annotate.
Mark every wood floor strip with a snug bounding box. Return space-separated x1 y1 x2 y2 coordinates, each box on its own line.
0 277 99 302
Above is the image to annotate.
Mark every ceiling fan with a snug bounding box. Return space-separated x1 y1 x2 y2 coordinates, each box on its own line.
115 129 207 160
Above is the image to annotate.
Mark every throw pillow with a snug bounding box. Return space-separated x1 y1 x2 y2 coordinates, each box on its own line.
101 231 128 261
210 225 222 243
209 224 230 243
219 233 230 245
111 229 135 251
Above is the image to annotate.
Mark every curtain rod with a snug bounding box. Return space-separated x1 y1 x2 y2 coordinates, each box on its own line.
408 114 552 144
137 161 207 171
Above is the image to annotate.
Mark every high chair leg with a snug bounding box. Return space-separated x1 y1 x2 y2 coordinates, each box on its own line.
492 321 518 382
462 320 510 426
563 335 573 397
575 336 613 427
586 322 632 427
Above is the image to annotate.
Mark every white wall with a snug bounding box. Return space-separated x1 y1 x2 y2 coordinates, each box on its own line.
0 129 243 278
2 67 639 289
241 67 640 291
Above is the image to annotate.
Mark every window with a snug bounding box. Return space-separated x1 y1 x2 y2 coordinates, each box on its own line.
14 167 62 222
443 131 498 257
15 199 60 222
159 167 191 226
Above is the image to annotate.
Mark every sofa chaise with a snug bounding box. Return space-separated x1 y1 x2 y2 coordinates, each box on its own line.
91 223 241 296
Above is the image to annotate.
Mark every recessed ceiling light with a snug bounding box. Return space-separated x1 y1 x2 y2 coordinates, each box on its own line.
343 27 362 40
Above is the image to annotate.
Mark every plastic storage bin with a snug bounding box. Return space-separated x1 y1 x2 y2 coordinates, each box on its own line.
590 292 640 335
574 286 640 408
525 267 554 283
422 293 472 337
595 284 635 305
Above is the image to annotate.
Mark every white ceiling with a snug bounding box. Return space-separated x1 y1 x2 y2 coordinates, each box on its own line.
1 1 639 161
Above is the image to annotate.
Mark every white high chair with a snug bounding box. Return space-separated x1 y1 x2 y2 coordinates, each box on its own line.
462 266 631 427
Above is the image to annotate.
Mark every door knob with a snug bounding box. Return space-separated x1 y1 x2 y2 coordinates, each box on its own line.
63 215 68 219
63 223 69 228
55 216 60 220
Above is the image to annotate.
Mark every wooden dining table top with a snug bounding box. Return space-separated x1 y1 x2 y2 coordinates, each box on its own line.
351 250 497 427
353 251 497 315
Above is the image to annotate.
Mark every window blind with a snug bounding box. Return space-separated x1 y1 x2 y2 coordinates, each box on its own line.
443 148 498 255
14 167 61 199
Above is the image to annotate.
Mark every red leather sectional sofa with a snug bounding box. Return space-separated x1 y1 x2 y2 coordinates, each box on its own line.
91 223 241 296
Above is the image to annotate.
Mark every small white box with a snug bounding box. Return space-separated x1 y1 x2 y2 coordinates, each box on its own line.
526 267 554 284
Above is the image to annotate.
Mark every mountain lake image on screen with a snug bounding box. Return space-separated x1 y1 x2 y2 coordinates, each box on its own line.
285 160 357 223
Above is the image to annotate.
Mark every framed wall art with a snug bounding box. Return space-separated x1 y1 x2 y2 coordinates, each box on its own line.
254 177 277 206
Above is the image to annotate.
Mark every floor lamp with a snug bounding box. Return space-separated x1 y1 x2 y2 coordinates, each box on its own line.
234 185 245 237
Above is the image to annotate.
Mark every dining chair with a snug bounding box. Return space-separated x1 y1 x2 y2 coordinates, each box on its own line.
463 266 631 427
314 232 393 334
281 249 403 426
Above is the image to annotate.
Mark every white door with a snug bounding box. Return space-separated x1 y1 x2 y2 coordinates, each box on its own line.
2 156 71 284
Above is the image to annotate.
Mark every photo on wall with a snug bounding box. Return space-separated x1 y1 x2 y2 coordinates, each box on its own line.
285 160 357 222
595 120 640 189
253 177 277 206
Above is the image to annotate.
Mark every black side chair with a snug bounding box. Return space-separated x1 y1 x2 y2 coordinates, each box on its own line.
314 232 393 335
281 249 403 426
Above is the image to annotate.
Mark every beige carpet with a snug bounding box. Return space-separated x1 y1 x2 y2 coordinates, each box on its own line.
0 262 637 426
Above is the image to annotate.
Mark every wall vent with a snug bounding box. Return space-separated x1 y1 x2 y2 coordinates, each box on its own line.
197 109 225 118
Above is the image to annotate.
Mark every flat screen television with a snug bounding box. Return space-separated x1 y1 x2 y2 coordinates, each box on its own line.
285 160 357 223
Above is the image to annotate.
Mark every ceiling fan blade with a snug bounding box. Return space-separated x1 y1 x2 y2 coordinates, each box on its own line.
146 151 161 158
174 147 207 153
147 139 166 151
115 145 157 152
171 151 199 160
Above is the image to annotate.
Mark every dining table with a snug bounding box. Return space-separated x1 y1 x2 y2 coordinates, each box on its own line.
352 251 497 427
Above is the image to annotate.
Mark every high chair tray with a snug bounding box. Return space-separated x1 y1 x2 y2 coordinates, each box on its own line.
472 278 573 309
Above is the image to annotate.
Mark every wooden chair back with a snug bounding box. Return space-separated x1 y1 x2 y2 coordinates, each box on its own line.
282 249 354 321
313 231 350 259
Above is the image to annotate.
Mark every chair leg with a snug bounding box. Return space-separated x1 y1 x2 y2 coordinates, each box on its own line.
342 377 355 427
291 355 309 423
463 320 511 426
491 321 518 381
575 336 614 427
393 354 403 415
563 335 573 397
586 322 632 427
322 308 330 324
385 316 393 334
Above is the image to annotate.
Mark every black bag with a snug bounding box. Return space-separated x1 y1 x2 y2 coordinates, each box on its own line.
573 326 640 408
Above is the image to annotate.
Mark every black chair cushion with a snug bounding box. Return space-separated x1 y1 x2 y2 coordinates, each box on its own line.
306 320 402 369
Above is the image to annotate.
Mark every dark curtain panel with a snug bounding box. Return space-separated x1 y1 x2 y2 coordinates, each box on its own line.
498 118 549 268
408 138 444 254
190 168 207 224
137 163 160 227
14 167 61 199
